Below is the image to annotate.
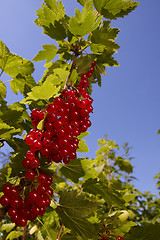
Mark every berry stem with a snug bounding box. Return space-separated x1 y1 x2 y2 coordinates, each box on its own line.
57 223 64 240
106 154 111 186
23 225 27 240
64 54 77 89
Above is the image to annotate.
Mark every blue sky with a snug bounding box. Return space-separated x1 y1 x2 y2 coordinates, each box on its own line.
0 0 160 194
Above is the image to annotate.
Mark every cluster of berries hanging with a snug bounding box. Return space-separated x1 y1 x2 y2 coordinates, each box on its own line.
0 61 95 227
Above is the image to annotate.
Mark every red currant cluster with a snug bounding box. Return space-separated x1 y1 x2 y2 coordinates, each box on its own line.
0 61 95 227
26 60 95 165
0 174 53 227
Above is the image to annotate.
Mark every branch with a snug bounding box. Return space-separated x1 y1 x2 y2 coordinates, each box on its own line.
64 54 78 89
0 69 4 77
57 223 64 240
23 225 27 240
106 155 111 186
0 79 14 84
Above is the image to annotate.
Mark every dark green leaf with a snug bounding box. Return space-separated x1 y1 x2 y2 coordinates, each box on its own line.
10 75 36 95
43 22 67 40
0 122 21 139
58 190 98 217
60 159 85 183
83 178 126 208
125 223 160 240
115 157 133 173
75 55 95 75
56 190 98 239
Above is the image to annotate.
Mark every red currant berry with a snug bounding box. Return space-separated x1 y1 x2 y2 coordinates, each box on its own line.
28 190 38 203
26 150 35 160
31 139 43 151
35 130 43 140
25 169 36 180
38 174 47 184
30 157 40 168
10 196 22 208
17 217 27 227
2 184 12 195
8 208 17 217
22 158 31 168
25 135 34 145
0 195 10 206
46 187 53 196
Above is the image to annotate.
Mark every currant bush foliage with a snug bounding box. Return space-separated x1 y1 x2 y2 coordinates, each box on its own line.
4 0 160 239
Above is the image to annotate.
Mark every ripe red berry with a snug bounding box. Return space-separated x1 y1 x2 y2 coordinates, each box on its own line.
10 196 22 208
28 190 38 203
17 217 27 227
0 195 10 206
31 139 43 151
38 174 47 184
25 169 36 180
2 184 12 195
26 150 35 160
22 158 31 168
8 208 18 217
30 157 40 168
25 135 34 145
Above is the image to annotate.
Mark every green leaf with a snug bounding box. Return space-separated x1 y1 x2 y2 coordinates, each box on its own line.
0 40 10 70
56 190 98 239
93 0 139 20
33 44 57 63
35 0 65 27
91 20 120 50
1 110 23 127
77 132 90 140
0 40 34 78
0 122 21 139
75 55 94 75
21 78 61 104
115 157 133 174
58 190 98 217
157 129 160 134
81 158 104 180
62 233 79 240
60 158 85 183
69 3 102 37
125 223 160 240
10 75 36 95
37 230 45 240
6 231 23 240
118 221 137 233
1 223 15 232
44 22 67 40
83 178 126 208
77 139 89 152
0 80 6 98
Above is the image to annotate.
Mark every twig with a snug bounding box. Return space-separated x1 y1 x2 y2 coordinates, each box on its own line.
106 154 111 186
64 54 78 89
0 69 4 77
0 79 14 84
57 223 64 240
23 225 27 240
